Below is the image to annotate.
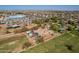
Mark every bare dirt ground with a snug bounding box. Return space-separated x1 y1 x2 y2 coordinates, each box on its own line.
0 24 61 53
34 27 61 41
26 24 37 29
13 27 61 53
0 32 25 40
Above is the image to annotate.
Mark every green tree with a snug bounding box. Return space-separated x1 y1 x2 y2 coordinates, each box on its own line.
50 24 60 32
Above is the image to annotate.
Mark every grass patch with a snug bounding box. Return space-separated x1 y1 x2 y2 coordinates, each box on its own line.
22 31 79 53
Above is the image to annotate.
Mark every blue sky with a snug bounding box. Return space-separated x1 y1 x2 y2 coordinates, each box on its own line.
0 5 79 11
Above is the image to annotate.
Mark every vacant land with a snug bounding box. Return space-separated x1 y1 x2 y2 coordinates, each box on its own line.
0 35 27 53
22 31 79 53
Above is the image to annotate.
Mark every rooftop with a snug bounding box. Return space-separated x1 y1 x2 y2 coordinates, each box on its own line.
8 14 26 19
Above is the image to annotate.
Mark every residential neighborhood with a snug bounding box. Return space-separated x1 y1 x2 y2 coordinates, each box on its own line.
0 5 79 53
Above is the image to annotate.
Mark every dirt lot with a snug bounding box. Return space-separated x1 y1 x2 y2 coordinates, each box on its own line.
0 32 25 40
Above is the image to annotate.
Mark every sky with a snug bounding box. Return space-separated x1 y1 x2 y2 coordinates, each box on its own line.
0 5 79 11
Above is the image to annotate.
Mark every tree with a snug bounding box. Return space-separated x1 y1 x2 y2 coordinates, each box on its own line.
67 25 74 31
49 17 59 23
50 24 60 32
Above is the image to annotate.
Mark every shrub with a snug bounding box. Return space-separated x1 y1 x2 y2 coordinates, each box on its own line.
36 36 44 43
13 27 28 33
23 42 32 48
